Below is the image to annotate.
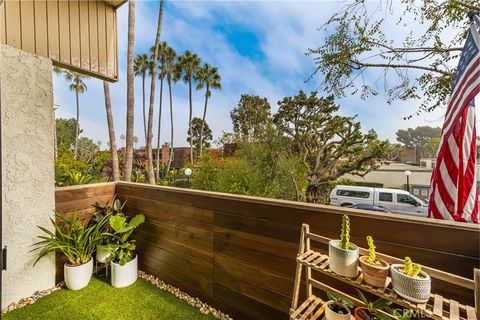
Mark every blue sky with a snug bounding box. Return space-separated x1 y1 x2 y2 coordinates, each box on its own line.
52 0 473 149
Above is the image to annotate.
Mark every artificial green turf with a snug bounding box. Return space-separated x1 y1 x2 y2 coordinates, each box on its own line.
4 276 216 320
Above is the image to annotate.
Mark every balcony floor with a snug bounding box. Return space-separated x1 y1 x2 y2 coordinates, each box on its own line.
3 276 216 320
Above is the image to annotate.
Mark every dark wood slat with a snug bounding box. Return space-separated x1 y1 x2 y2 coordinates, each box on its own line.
54 182 479 320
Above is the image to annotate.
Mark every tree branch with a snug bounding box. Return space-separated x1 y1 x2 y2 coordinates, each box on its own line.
350 59 452 76
457 1 480 11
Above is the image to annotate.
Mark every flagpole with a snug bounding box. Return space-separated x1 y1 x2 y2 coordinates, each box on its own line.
468 12 480 48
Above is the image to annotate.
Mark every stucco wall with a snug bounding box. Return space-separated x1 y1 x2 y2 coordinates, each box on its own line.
1 44 55 307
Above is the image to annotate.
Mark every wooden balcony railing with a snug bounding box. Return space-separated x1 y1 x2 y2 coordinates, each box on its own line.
55 182 480 320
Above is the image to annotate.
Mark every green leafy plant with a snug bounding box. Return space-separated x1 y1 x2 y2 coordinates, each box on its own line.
356 289 393 320
403 257 422 277
92 196 125 221
92 196 125 246
62 172 94 186
327 292 354 309
32 211 109 266
338 215 351 250
106 213 145 266
366 236 380 265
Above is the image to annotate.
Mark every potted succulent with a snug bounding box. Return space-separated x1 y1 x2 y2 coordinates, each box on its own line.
324 292 354 320
32 211 108 290
107 212 145 288
354 290 392 320
390 257 431 303
359 236 390 288
329 215 359 278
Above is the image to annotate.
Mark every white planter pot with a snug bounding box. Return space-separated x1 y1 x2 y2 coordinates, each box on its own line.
64 258 93 290
111 255 138 288
96 245 111 263
328 240 359 278
390 264 431 303
324 301 351 320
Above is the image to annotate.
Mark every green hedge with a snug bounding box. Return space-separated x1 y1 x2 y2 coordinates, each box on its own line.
333 178 383 188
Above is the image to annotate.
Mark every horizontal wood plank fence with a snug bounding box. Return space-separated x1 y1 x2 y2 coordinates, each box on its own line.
55 182 480 320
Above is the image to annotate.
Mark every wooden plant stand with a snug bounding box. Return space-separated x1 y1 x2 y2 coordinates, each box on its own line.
290 224 479 320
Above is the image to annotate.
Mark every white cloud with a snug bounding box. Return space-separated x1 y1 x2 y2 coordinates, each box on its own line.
52 0 474 150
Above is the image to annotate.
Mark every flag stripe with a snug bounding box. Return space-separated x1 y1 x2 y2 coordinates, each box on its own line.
428 20 479 224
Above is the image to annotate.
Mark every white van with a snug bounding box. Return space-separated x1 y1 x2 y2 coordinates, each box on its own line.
329 185 428 217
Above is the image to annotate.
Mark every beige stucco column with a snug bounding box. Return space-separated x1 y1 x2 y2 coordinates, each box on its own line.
1 44 56 308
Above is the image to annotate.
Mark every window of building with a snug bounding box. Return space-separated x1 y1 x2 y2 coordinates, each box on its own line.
378 192 393 202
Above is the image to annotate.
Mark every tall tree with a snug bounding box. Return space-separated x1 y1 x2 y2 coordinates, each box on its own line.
187 117 213 154
120 134 126 148
134 53 151 143
103 81 120 181
151 41 170 180
56 118 81 150
308 1 479 117
396 126 441 159
231 94 272 142
177 50 201 165
194 63 221 157
76 137 100 163
145 0 165 185
125 0 136 182
273 91 390 203
164 47 178 178
56 70 89 159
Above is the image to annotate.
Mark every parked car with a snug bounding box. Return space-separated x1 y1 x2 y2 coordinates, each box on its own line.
347 203 391 213
330 185 427 217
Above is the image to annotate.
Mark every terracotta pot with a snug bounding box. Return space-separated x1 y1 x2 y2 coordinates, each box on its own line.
329 240 359 278
354 307 369 320
359 256 389 288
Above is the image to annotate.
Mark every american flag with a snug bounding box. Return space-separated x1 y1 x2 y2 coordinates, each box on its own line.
428 15 480 223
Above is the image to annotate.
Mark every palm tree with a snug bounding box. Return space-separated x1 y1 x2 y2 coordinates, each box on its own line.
134 53 151 143
62 70 89 159
194 63 221 157
151 41 169 181
120 134 126 148
125 0 136 182
164 47 178 178
145 0 165 185
133 136 139 148
177 50 201 165
103 81 120 181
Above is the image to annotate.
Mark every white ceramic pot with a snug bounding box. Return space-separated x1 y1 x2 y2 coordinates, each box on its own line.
390 264 431 303
111 255 138 288
328 239 359 278
64 258 93 290
96 245 111 263
324 301 351 320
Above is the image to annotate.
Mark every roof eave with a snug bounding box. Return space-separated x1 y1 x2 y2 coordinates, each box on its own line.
104 0 128 9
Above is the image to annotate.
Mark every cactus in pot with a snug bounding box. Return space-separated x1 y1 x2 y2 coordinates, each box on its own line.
359 236 390 288
328 215 359 278
390 257 431 303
